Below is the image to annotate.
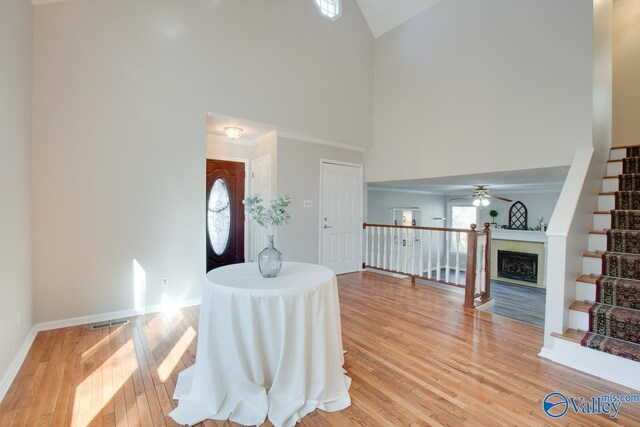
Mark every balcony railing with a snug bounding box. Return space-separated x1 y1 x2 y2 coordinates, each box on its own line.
362 222 491 309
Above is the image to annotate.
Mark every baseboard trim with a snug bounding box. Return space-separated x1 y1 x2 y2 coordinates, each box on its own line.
0 298 202 404
34 298 201 332
540 340 640 392
0 326 37 404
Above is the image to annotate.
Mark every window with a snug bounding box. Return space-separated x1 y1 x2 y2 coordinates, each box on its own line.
450 205 478 253
208 178 231 255
314 0 341 21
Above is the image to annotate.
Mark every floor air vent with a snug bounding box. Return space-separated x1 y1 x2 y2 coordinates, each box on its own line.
91 319 129 330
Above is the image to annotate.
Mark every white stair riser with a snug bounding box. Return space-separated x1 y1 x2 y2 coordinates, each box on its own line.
568 309 590 330
607 162 623 175
602 178 618 192
610 148 626 160
588 234 607 252
583 256 602 276
598 194 615 211
576 281 596 302
594 213 611 230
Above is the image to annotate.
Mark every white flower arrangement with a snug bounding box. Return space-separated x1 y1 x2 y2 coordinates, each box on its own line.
243 193 292 235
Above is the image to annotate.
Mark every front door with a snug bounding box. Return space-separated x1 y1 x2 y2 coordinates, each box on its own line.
321 162 362 274
206 159 245 272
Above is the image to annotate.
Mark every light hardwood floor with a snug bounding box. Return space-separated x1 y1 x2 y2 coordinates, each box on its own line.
1 272 639 426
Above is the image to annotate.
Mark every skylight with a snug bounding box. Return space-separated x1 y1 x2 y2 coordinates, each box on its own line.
314 0 341 21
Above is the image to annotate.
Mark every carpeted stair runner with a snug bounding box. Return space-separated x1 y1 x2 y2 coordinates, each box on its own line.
588 303 640 343
581 149 640 361
615 191 640 210
628 147 640 158
602 252 640 280
619 174 640 191
581 333 640 362
623 157 640 174
607 230 640 254
611 210 640 230
595 276 640 309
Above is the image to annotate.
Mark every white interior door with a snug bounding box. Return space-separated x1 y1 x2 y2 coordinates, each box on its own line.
250 155 271 262
321 162 363 274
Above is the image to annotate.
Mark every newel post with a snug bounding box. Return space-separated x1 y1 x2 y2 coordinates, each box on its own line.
464 224 478 309
482 222 491 304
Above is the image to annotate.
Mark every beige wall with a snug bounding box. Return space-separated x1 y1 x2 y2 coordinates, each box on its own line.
276 138 363 264
31 0 373 323
0 0 33 390
613 0 640 147
365 0 594 183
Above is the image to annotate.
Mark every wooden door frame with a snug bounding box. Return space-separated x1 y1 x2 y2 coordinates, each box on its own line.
206 155 250 262
318 159 364 270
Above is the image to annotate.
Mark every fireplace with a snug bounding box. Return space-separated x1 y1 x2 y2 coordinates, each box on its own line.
497 250 538 283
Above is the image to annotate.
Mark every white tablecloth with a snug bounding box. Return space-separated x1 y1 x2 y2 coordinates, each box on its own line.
170 262 351 427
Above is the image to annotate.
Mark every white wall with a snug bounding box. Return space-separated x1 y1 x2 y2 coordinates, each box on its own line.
276 138 363 264
543 0 612 354
475 192 561 229
31 0 373 323
365 0 594 183
612 0 640 147
0 0 33 394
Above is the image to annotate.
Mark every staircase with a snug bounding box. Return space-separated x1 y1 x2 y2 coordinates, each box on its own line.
553 146 640 365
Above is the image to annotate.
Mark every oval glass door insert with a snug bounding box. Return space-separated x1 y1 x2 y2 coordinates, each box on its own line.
208 178 231 255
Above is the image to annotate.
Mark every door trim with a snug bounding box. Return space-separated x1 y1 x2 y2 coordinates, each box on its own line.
318 159 364 271
206 155 250 262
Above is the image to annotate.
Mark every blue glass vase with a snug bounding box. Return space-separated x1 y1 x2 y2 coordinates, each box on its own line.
258 235 283 278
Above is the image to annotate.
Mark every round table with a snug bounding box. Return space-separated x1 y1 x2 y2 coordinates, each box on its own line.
170 262 351 427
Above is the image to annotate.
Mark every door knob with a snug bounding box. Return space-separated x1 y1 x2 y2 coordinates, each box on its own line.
324 224 333 229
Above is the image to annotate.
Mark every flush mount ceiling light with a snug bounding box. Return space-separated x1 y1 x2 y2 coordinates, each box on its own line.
224 127 243 140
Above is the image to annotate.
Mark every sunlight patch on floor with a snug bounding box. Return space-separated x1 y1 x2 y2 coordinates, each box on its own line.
157 326 196 382
72 339 135 426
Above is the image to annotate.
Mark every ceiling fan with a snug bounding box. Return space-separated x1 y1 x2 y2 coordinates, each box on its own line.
449 185 513 207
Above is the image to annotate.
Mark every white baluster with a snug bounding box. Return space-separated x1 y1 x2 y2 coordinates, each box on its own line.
455 232 461 285
369 227 375 268
410 229 416 275
396 228 401 273
376 227 381 268
364 227 369 267
381 227 387 270
419 229 424 277
445 231 450 283
427 230 433 279
390 228 395 271
436 231 441 281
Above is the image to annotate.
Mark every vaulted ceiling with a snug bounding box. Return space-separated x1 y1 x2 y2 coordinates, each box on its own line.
355 0 441 38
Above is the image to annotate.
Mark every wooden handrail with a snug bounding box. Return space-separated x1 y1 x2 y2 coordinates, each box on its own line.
362 222 492 309
363 222 473 234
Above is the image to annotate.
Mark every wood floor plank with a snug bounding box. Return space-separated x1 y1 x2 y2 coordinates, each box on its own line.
1 271 640 426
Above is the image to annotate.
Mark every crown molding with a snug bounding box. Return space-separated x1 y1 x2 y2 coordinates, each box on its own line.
32 0 68 5
367 186 441 196
275 130 366 152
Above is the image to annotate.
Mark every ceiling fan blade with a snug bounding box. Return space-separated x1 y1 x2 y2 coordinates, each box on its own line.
493 195 514 202
449 196 472 201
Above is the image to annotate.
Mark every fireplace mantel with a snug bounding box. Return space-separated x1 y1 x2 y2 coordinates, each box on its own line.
490 229 548 243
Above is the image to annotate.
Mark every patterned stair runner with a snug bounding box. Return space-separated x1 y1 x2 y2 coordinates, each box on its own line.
582 150 640 361
607 230 640 254
588 303 640 343
582 333 640 362
595 276 640 309
611 210 640 230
